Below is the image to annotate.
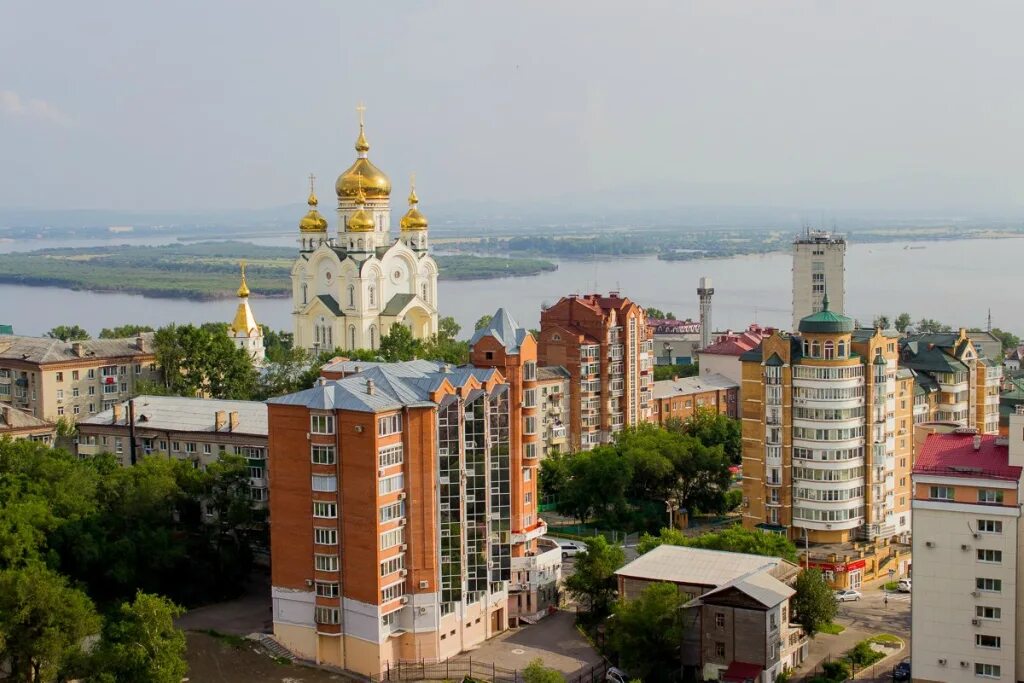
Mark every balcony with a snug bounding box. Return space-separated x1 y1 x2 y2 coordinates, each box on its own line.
511 519 548 545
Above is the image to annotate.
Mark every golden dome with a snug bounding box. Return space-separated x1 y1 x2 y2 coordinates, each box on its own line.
299 189 328 233
400 180 428 231
237 261 250 298
347 186 375 232
336 122 391 200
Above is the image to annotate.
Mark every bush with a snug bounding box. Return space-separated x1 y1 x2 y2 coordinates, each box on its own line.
847 640 885 667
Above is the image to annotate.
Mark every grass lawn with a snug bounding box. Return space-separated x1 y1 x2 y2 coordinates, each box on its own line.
870 634 903 645
819 622 846 635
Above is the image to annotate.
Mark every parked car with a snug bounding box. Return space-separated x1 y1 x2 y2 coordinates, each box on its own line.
893 658 911 681
544 537 587 558
606 667 628 683
834 589 862 602
897 578 911 593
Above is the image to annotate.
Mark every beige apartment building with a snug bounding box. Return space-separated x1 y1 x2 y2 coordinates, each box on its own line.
0 334 159 421
791 230 846 331
537 365 569 458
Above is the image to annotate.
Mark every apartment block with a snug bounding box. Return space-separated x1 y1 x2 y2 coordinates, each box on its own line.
0 334 160 421
538 292 653 451
650 372 739 425
77 395 268 504
901 329 1002 435
740 301 914 559
266 353 550 676
911 413 1024 683
536 366 569 458
791 229 846 331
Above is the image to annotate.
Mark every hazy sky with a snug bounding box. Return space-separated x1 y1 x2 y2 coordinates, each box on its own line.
3 1 1024 214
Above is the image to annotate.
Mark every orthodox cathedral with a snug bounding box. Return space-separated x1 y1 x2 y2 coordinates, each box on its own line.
291 108 439 353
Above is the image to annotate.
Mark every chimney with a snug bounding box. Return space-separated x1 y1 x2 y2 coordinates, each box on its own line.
112 402 123 423
0 405 9 425
71 342 85 358
215 410 227 431
366 379 375 395
228 411 239 432
136 335 148 353
973 434 983 451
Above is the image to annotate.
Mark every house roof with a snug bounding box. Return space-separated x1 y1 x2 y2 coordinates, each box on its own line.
0 333 155 365
381 293 417 316
914 433 1022 482
80 395 268 436
686 566 794 609
469 308 530 354
537 365 570 381
652 372 737 400
0 405 54 433
798 296 854 334
721 661 764 682
316 294 344 316
614 544 796 587
900 339 968 374
700 325 774 357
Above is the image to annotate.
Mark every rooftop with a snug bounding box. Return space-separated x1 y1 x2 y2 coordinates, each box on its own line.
80 395 268 436
914 432 1021 482
614 544 797 587
537 365 570 381
469 307 530 354
0 333 155 365
685 566 794 609
0 405 54 433
652 372 738 400
700 325 774 357
798 295 853 334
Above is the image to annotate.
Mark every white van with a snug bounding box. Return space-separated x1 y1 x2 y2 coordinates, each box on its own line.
897 578 911 593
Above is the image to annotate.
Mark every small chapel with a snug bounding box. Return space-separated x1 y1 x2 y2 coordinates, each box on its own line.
291 106 439 353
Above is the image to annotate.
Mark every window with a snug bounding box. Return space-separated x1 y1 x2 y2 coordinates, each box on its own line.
977 606 1001 620
248 465 264 479
381 581 405 602
715 613 725 628
929 486 954 501
523 468 532 482
314 527 338 545
379 474 404 495
380 555 405 576
88 369 95 379
313 502 338 518
378 413 402 436
314 554 339 572
976 578 1002 592
978 519 1003 534
977 549 1003 563
315 581 339 598
72 387 80 397
976 634 1001 649
380 527 405 550
203 443 212 455
978 489 1004 504
378 444 403 468
312 474 338 492
134 364 141 375
368 286 375 306
73 406 80 415
88 386 95 395
72 370 79 380
311 414 335 434
55 372 63 382
524 416 537 435
381 611 397 630
315 606 340 624
185 442 196 454
311 445 336 465
440 602 455 616
975 663 1001 678
524 361 537 381
525 443 538 460
380 501 405 523
250 486 266 501
524 492 533 505
524 389 537 408
715 642 725 658
57 407 64 416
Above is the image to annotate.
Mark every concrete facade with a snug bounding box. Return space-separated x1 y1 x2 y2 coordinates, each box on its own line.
791 230 846 331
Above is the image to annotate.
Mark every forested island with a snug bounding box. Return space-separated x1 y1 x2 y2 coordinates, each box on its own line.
0 242 557 300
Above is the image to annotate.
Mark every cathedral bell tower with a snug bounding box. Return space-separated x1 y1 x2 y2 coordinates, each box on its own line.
399 175 429 253
335 103 391 249
298 174 328 252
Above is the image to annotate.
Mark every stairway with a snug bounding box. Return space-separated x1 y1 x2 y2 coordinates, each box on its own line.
258 634 296 662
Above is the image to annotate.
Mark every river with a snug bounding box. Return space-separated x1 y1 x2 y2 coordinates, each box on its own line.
0 237 1017 337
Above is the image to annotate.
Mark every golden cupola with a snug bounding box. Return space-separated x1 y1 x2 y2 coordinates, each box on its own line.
400 179 429 231
299 176 328 233
347 185 376 232
335 106 391 200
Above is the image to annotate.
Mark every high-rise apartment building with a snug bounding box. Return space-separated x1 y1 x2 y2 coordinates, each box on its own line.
911 413 1024 683
740 300 914 554
536 366 569 458
792 229 846 331
900 329 1002 435
267 347 550 673
537 293 653 451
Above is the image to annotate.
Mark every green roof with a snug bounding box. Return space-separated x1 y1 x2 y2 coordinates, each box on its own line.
765 353 785 367
0 324 12 335
798 294 854 334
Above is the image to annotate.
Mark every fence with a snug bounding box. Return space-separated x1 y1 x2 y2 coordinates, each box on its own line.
370 658 609 683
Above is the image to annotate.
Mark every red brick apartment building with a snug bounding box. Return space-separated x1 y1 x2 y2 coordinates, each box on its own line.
537 293 654 451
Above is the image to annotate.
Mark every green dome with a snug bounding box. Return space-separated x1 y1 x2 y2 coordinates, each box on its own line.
798 294 854 334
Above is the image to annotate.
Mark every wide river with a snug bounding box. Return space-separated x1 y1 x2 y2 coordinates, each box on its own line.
0 236 1018 337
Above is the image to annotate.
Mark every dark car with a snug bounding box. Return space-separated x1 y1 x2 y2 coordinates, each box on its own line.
893 658 910 681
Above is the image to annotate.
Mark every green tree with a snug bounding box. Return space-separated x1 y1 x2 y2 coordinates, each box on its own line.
791 569 837 638
98 324 154 339
915 318 951 334
539 451 571 503
0 563 101 682
437 315 461 341
255 345 310 399
563 535 625 615
607 582 685 681
872 314 890 330
557 446 632 523
474 314 493 331
724 488 742 512
89 592 187 683
652 362 699 381
379 323 422 362
894 312 912 333
669 407 742 463
153 324 256 399
45 325 90 341
646 307 675 320
636 525 799 562
522 658 564 683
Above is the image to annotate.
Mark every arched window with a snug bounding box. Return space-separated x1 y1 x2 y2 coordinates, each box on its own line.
326 326 332 348
348 285 355 308
802 340 810 356
357 238 364 250
370 325 377 349
421 283 428 302
302 283 308 305
368 286 375 307
349 325 356 349
837 340 846 358
811 341 820 358
824 340 835 360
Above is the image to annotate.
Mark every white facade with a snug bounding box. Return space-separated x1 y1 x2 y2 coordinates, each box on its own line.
792 230 846 331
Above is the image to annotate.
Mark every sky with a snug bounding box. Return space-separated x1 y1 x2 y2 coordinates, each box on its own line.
2 1 1024 215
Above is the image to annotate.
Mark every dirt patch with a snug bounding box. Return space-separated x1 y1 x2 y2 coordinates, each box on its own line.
186 633 357 683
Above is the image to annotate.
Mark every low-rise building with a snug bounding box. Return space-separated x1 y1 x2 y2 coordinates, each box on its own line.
911 412 1024 683
650 372 739 424
697 325 775 398
650 319 702 366
77 395 268 504
0 404 55 443
614 545 805 682
0 334 160 421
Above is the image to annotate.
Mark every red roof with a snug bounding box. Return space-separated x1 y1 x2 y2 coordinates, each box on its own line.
701 324 774 356
914 433 1022 481
722 661 763 682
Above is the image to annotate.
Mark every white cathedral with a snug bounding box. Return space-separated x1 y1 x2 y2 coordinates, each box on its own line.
291 110 439 353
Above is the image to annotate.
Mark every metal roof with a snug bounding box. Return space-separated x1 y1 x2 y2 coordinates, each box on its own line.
615 544 793 587
0 333 155 365
79 395 267 436
651 372 737 400
685 566 794 609
469 307 530 354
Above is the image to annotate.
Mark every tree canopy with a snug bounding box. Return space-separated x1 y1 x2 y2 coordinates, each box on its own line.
667 407 741 463
88 592 187 683
791 569 837 638
522 658 564 683
45 324 90 341
607 582 685 681
645 307 676 320
563 535 625 616
98 324 153 339
152 323 257 399
637 525 799 562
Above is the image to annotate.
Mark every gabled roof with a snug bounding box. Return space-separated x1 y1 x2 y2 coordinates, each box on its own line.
685 566 794 609
701 325 774 357
0 405 53 433
80 395 267 436
652 373 738 399
0 333 155 365
614 544 795 587
382 293 417 316
469 308 530 354
316 294 344 316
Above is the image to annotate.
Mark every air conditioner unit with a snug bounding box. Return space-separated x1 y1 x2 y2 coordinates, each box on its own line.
305 579 313 587
925 541 935 548
972 619 981 626
960 661 969 668
378 467 386 477
961 544 971 551
397 492 407 500
937 659 947 665
400 543 408 551
399 596 409 604
399 519 407 527
971 591 980 598
306 432 311 440
419 580 429 589
400 569 408 577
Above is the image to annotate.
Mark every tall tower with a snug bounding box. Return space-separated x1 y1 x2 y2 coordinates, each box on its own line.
335 103 392 249
697 276 714 350
228 261 265 365
792 229 846 331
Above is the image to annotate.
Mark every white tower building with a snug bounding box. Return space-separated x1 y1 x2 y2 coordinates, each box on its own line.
697 276 714 350
228 261 265 365
792 229 846 331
